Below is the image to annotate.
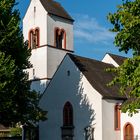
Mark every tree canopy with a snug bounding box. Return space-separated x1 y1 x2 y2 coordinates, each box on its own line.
107 0 140 115
0 0 46 126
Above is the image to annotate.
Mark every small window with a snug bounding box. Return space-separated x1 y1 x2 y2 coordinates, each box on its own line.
114 104 121 130
54 28 66 49
63 102 73 126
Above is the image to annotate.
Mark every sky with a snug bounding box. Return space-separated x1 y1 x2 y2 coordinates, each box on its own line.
18 0 132 60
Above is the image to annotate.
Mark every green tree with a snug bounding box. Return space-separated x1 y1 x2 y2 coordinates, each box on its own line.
0 0 46 126
107 0 140 115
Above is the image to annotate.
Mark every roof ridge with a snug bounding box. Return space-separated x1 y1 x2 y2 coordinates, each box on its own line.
68 53 114 67
40 0 74 21
107 52 127 59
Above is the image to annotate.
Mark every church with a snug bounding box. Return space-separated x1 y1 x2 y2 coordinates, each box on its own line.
23 0 140 140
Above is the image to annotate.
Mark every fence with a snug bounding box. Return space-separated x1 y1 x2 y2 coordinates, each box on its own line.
0 130 21 140
0 130 10 138
0 126 38 140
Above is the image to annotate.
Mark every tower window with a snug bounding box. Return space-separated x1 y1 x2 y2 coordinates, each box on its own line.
114 104 121 130
28 27 40 49
63 102 73 126
54 27 66 49
35 28 40 48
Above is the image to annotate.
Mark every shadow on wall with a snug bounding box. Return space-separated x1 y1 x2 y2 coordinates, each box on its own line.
30 77 50 94
64 56 96 140
39 55 96 140
77 81 96 140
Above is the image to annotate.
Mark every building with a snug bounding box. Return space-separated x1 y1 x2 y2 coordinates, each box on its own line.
39 53 140 140
23 0 74 93
23 0 140 140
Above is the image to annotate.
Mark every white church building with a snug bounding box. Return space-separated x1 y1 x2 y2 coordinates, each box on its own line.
23 0 140 140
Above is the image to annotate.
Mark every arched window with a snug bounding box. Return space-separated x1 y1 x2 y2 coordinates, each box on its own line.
124 122 134 140
61 29 66 49
54 27 66 49
35 28 40 48
28 27 40 49
63 102 73 126
28 29 34 49
114 104 121 130
55 28 60 48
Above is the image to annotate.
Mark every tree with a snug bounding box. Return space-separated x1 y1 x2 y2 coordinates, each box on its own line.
0 0 46 126
107 0 140 115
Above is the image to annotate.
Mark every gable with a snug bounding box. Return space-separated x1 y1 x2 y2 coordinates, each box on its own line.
108 53 126 65
23 0 47 21
39 54 103 140
40 53 126 105
102 53 126 67
23 0 47 44
40 54 102 102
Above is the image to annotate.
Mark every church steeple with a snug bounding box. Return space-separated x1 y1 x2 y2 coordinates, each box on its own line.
23 0 74 93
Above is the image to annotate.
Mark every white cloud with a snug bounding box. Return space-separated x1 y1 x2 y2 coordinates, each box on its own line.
74 14 116 45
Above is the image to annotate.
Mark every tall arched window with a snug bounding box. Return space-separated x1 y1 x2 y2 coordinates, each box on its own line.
114 104 121 130
28 29 34 49
35 28 40 48
28 27 40 49
54 27 66 49
55 28 60 48
61 29 66 49
63 102 73 126
124 122 134 140
61 102 74 140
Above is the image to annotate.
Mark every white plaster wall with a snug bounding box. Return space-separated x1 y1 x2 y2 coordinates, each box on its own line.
81 74 103 140
47 15 73 51
102 99 123 140
26 46 48 93
29 47 47 79
47 47 72 78
23 0 47 46
121 110 140 140
23 0 48 81
39 55 102 140
31 79 49 93
102 54 119 67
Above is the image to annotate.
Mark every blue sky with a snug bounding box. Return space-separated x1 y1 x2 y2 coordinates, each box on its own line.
18 0 132 60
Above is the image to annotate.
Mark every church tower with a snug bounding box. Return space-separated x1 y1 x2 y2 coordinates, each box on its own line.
23 0 74 93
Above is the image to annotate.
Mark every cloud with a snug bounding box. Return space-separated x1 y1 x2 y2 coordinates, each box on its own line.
74 14 116 45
